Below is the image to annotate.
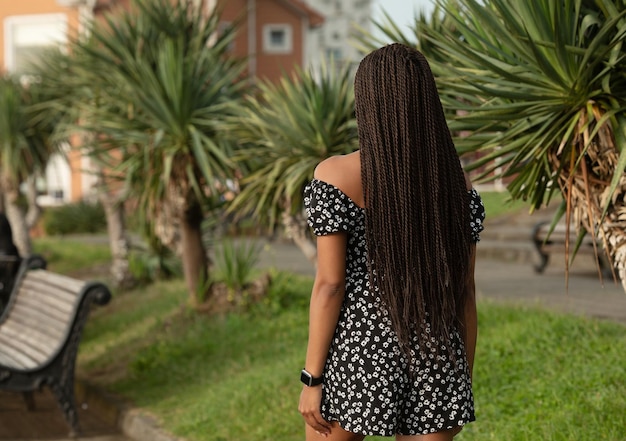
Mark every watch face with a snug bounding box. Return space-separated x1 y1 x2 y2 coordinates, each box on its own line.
301 369 322 386
301 370 313 386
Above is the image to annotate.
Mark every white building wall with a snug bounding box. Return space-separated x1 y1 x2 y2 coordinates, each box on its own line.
3 13 76 205
40 148 72 206
303 0 372 76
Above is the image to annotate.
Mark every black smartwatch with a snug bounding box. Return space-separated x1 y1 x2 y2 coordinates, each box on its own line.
300 369 323 387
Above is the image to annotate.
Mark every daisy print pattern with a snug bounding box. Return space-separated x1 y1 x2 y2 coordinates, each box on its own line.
303 179 485 436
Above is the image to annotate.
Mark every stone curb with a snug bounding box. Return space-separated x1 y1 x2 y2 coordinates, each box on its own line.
76 380 180 441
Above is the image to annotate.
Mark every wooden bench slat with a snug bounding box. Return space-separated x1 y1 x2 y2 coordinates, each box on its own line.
15 295 75 320
0 347 46 370
15 291 76 318
0 326 56 361
0 344 35 370
0 350 31 370
1 322 67 347
21 280 83 306
25 270 86 293
0 351 25 369
0 334 43 370
3 311 68 338
1 319 65 350
20 284 79 306
23 273 85 294
18 289 77 315
6 301 71 332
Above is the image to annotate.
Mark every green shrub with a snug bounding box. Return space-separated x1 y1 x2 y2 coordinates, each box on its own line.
212 239 261 292
252 269 311 315
42 200 107 235
129 242 182 286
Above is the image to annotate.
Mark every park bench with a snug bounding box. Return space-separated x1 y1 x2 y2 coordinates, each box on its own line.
0 255 111 437
532 220 612 276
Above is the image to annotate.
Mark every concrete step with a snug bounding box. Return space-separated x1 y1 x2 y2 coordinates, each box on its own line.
477 239 536 265
480 225 536 242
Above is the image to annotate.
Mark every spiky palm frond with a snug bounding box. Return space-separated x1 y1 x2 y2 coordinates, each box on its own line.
227 64 358 229
427 0 626 209
0 76 62 189
68 0 246 220
419 0 626 285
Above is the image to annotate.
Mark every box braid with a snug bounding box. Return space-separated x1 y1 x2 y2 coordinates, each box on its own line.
355 43 472 367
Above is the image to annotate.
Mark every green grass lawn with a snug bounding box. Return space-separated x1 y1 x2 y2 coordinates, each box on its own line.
33 235 111 276
479 191 529 219
77 272 626 441
31 192 620 441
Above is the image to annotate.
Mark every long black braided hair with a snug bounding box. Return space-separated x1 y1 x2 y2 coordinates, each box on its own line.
355 43 472 366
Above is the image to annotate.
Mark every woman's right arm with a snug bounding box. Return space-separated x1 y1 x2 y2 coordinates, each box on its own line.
298 231 347 438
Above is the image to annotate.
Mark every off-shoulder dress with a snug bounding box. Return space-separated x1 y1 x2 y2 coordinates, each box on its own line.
303 178 485 436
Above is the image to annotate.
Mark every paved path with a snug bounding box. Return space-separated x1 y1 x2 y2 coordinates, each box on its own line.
475 256 626 323
255 239 626 324
2 222 625 441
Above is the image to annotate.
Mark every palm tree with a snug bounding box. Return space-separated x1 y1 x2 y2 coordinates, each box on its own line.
67 0 246 304
419 0 626 288
228 65 358 264
24 45 137 290
36 44 144 290
0 75 63 256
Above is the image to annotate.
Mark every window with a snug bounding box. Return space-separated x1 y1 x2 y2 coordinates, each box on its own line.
263 24 292 54
326 48 343 61
4 14 67 75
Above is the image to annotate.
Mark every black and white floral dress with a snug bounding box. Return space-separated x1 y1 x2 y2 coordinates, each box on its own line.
303 178 485 436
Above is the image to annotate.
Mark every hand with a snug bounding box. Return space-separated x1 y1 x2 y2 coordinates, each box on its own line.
298 385 331 437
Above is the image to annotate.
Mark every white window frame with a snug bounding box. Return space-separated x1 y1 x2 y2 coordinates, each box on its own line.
262 24 293 54
4 13 68 73
40 144 72 206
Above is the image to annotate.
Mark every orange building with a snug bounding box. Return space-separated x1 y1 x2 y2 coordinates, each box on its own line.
217 0 324 83
0 0 91 205
0 0 324 204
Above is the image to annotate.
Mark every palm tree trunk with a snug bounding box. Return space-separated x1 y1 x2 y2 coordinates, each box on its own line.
604 221 626 292
281 211 317 265
586 176 626 291
179 202 209 307
3 191 32 257
92 165 136 290
154 206 181 256
555 126 626 292
100 193 136 290
24 177 41 230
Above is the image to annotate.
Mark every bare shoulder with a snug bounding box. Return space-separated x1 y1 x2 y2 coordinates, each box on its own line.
314 155 346 184
313 152 363 206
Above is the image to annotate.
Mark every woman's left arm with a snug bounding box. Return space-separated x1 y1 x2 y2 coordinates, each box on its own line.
463 171 479 377
463 244 478 378
298 232 347 437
